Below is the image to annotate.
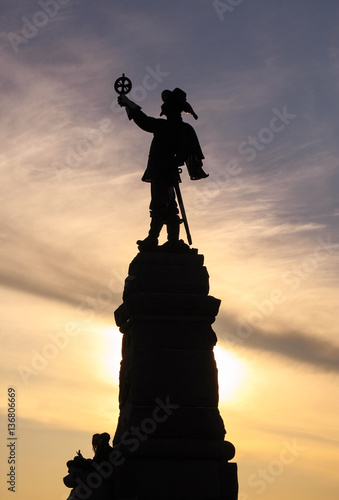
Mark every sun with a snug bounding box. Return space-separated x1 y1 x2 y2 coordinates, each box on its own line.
213 345 246 403
96 327 246 403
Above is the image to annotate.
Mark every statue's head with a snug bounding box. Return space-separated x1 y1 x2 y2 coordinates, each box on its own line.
99 432 111 446
160 88 198 120
92 433 100 452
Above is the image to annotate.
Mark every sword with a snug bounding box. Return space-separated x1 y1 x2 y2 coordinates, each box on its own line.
174 181 192 245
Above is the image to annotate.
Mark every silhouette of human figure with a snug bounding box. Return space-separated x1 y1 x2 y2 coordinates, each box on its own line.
63 432 114 500
91 433 101 454
64 433 98 486
93 432 114 465
118 88 208 250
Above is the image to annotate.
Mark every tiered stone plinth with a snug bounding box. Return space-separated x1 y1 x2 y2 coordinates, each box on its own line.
113 251 238 499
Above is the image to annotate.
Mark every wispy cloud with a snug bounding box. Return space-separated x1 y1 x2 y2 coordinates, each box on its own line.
218 313 339 373
1 0 338 380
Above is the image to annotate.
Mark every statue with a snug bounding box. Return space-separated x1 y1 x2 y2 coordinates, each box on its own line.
115 74 209 251
63 432 114 500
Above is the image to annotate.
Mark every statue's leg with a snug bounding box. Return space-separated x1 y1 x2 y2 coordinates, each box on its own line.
137 181 165 249
166 187 180 242
167 216 180 242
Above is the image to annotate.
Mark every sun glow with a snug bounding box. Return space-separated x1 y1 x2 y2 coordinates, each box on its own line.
214 345 246 402
96 326 123 383
97 327 246 403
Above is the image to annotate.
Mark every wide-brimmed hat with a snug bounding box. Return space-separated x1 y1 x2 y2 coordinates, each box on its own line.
160 88 198 119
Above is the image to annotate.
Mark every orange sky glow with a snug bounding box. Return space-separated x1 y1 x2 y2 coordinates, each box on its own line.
1 1 339 500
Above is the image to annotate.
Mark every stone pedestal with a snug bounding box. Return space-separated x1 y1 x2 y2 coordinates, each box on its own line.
113 251 238 499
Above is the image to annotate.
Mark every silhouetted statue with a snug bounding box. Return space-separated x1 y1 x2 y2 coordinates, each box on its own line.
92 432 114 464
63 432 114 500
118 85 208 251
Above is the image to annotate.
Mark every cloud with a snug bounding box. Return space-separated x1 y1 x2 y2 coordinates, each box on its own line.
1 0 338 385
217 312 339 374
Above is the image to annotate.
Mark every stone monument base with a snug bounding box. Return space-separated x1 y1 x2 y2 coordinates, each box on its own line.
113 250 238 499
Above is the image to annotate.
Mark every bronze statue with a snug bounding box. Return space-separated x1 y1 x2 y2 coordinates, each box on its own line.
116 75 208 251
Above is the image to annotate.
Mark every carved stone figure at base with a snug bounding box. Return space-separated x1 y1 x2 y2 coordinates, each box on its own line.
63 433 114 500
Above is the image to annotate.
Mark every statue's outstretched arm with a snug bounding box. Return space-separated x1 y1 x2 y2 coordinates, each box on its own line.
118 95 158 133
117 95 141 120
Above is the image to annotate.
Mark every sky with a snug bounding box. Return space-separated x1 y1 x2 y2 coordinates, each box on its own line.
0 0 338 499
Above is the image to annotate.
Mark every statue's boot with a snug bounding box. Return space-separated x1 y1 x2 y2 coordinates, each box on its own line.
158 217 181 252
161 218 192 253
166 217 180 243
137 217 163 249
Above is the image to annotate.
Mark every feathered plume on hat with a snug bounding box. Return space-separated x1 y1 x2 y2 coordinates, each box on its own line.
160 88 198 119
